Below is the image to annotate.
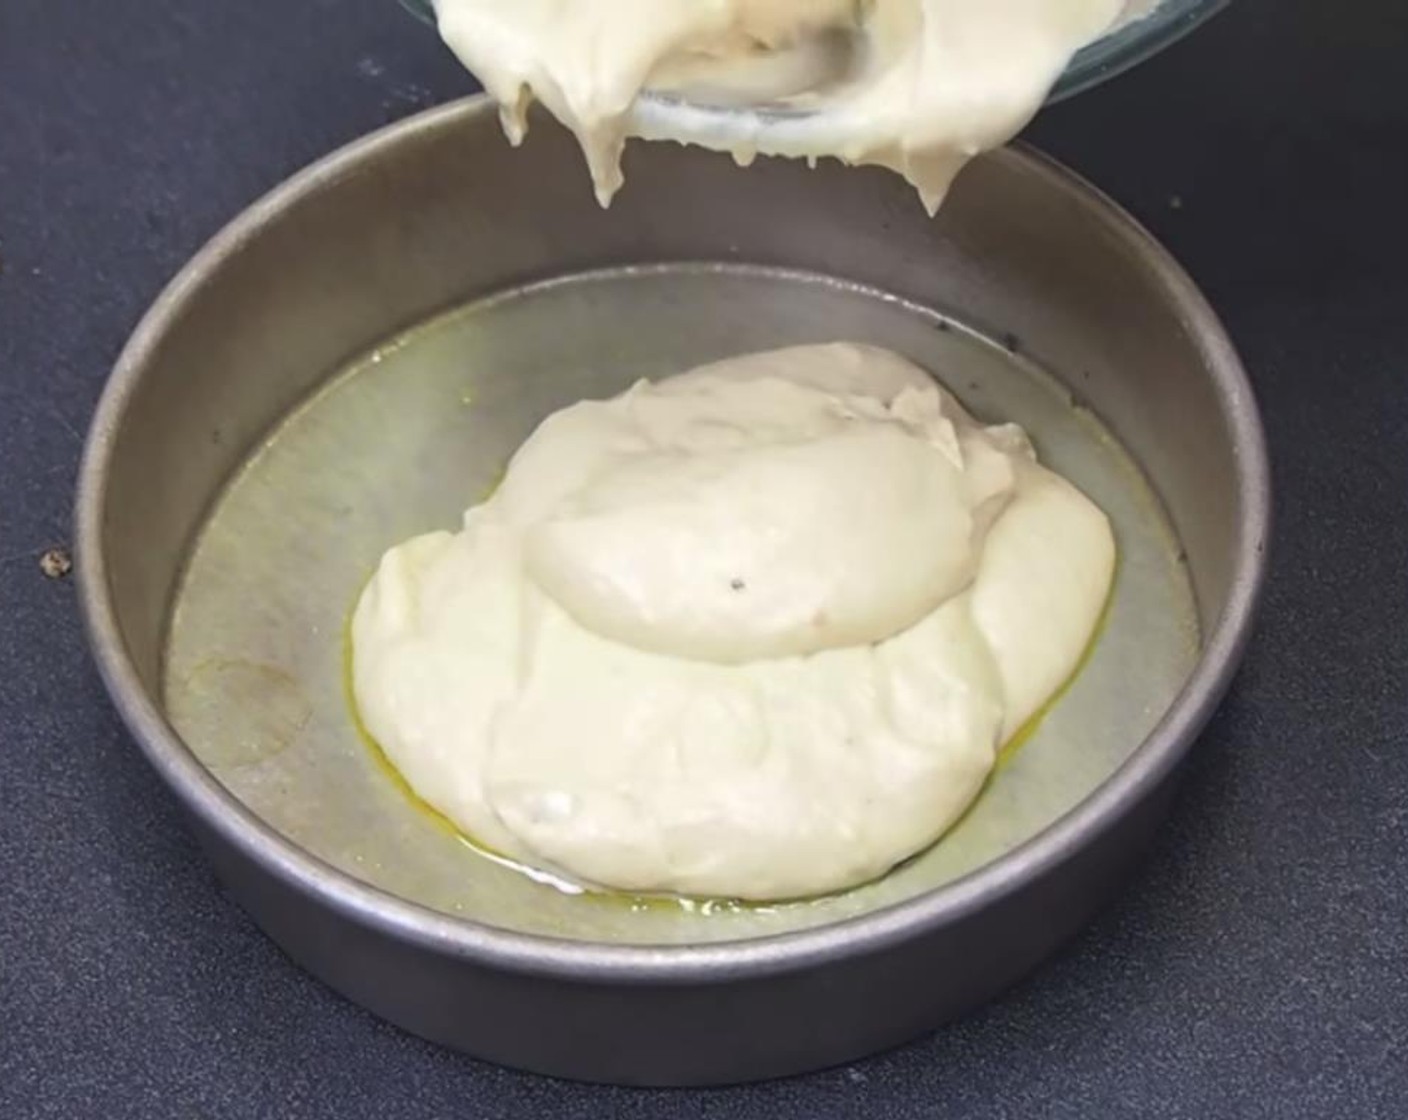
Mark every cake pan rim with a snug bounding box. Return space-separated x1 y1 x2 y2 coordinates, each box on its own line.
75 95 1271 986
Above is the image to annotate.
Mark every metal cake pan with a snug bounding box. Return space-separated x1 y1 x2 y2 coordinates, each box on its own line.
76 97 1269 1085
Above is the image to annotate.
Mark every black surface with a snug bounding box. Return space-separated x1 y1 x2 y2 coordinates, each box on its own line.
3 0 1406 1115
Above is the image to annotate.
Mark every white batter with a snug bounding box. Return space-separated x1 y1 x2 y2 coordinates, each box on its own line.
352 344 1115 900
431 0 1126 210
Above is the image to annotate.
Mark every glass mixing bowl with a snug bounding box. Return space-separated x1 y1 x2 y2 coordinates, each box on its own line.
398 0 1229 103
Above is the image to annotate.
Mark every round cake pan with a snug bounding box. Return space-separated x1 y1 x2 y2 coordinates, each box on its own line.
77 97 1269 1085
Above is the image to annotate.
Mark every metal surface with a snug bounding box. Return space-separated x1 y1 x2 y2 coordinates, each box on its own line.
76 98 1269 1084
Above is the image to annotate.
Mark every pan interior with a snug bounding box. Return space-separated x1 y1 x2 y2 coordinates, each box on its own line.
163 263 1198 946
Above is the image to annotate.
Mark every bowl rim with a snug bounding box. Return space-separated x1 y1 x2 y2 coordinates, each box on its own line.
76 96 1270 985
397 0 1232 105
1052 0 1232 102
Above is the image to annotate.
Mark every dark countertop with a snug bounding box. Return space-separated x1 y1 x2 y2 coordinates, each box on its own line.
3 0 1406 1115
